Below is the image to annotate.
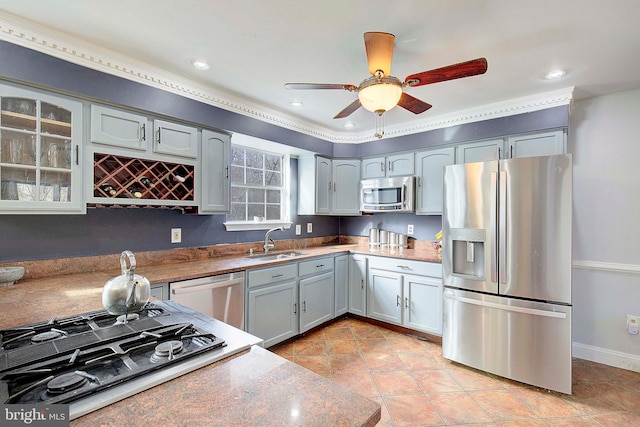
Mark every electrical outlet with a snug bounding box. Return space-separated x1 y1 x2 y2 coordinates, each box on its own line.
407 224 414 235
307 223 313 233
171 228 181 243
295 224 301 235
627 315 639 334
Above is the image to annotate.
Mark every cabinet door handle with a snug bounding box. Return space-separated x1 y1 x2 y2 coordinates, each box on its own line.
333 182 336 192
397 265 412 270
74 145 79 165
293 302 297 315
303 301 306 313
360 279 364 290
272 274 284 279
396 295 401 307
388 160 392 171
328 180 332 191
316 264 325 268
157 128 161 144
405 297 409 309
225 165 229 179
141 123 146 141
380 161 384 172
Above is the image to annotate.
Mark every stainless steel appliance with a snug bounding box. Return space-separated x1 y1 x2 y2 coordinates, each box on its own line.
442 154 572 394
0 301 260 419
170 272 245 330
360 176 415 212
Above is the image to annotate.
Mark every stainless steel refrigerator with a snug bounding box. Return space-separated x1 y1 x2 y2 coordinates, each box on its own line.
442 154 572 394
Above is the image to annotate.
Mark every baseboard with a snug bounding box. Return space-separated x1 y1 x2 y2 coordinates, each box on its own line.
573 342 640 372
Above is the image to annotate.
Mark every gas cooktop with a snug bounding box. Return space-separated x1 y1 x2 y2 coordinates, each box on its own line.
0 301 247 419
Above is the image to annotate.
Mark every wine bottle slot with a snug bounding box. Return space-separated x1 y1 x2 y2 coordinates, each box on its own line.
167 174 186 183
100 184 117 197
128 184 143 198
139 176 155 187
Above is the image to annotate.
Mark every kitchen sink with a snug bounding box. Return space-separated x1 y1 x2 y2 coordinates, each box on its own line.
246 251 304 261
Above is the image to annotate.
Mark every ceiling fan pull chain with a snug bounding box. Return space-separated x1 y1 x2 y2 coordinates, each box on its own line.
374 113 385 139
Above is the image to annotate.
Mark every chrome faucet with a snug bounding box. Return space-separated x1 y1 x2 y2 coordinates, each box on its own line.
263 226 285 253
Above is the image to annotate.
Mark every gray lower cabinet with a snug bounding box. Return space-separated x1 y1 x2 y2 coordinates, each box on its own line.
299 271 334 332
247 280 299 348
348 255 367 316
366 256 443 335
334 254 349 317
247 263 299 348
299 257 334 333
368 268 403 324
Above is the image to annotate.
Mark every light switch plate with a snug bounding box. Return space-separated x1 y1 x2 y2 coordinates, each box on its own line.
295 224 301 235
171 228 181 243
307 223 313 233
407 224 414 235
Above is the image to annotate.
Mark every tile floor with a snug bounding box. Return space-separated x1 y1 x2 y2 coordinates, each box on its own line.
270 317 640 426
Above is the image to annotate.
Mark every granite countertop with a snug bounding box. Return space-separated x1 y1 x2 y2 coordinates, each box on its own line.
70 345 380 427
0 242 440 327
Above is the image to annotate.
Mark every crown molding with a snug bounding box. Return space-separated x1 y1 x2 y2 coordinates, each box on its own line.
0 14 573 144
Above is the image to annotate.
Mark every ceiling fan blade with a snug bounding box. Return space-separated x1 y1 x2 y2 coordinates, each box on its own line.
397 93 432 114
405 58 488 87
285 83 356 91
333 99 362 119
364 32 395 77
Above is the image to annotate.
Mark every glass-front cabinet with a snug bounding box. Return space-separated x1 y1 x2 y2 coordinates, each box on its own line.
0 84 83 213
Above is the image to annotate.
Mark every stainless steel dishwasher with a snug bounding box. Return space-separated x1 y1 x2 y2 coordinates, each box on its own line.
170 272 245 330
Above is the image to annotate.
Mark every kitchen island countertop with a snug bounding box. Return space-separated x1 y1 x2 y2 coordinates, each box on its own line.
70 344 380 427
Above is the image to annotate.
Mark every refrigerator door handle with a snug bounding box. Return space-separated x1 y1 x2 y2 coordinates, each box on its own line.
443 291 567 319
490 171 498 283
499 170 507 284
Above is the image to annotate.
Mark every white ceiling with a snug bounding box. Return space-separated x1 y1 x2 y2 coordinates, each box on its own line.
1 0 640 143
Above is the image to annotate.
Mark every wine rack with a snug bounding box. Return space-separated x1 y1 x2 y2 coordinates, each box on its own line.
93 153 195 202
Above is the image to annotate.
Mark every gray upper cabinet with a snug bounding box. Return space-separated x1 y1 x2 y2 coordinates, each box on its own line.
315 156 332 215
455 138 505 163
153 119 198 159
415 147 455 215
456 130 566 164
90 105 148 151
0 83 84 214
298 156 361 216
200 129 230 214
507 130 566 158
361 153 414 179
331 159 361 216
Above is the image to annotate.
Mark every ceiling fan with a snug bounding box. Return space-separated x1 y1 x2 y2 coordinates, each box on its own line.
285 32 487 136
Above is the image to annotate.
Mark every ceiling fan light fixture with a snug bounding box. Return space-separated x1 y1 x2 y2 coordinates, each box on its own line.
357 76 403 114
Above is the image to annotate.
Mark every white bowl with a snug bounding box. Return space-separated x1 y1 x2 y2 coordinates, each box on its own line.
0 266 25 286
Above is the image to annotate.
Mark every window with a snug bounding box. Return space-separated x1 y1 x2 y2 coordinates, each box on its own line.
224 145 291 231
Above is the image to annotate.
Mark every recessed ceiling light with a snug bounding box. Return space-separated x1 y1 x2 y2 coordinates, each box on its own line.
545 69 566 80
191 59 210 70
343 121 356 128
290 101 303 107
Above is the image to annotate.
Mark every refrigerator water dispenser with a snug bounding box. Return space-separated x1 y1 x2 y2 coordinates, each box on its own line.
450 228 486 279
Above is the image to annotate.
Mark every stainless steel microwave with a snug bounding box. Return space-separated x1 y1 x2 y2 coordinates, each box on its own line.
360 176 416 213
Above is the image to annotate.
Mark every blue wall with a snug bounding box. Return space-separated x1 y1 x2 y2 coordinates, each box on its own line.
0 41 569 262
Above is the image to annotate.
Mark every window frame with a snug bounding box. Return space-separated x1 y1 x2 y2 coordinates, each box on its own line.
223 143 292 232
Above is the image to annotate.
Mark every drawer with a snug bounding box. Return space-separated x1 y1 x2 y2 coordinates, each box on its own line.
298 257 333 277
248 263 298 288
368 255 442 278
